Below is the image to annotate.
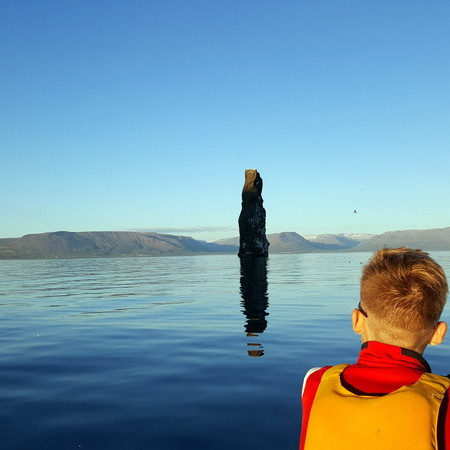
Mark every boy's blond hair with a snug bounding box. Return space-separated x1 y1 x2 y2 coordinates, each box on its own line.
360 248 448 333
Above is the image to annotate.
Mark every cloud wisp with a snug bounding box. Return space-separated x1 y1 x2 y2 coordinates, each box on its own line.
129 226 236 235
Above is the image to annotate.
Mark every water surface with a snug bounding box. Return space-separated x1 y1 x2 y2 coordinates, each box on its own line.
1 252 449 449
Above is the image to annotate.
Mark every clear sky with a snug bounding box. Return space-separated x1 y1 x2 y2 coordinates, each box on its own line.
2 1 450 241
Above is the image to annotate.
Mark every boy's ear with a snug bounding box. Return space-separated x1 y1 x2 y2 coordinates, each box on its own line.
430 321 447 346
352 309 365 335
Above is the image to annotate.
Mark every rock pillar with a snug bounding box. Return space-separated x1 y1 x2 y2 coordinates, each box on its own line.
238 169 269 257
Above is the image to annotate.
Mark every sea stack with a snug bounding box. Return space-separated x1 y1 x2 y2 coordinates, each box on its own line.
238 169 269 257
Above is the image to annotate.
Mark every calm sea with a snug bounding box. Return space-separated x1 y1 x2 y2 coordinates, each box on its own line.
1 252 450 449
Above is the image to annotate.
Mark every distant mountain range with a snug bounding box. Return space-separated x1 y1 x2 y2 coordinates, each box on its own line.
0 231 237 259
1 227 449 259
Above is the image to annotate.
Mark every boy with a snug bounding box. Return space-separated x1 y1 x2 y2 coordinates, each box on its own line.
300 248 449 449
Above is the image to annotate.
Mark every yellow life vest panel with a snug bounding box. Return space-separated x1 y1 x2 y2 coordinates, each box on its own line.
304 363 450 450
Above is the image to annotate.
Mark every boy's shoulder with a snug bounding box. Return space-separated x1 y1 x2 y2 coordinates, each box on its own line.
302 366 331 397
300 365 335 449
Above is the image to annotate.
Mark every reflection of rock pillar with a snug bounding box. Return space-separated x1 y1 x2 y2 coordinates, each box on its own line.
238 169 269 258
240 257 269 357
240 257 269 333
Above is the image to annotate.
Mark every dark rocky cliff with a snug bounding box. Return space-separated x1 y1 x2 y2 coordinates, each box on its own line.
238 169 269 257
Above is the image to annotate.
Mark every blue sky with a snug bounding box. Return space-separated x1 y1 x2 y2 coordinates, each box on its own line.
2 1 450 241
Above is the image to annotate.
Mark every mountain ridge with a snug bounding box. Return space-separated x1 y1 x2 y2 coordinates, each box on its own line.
0 231 237 259
1 226 450 259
